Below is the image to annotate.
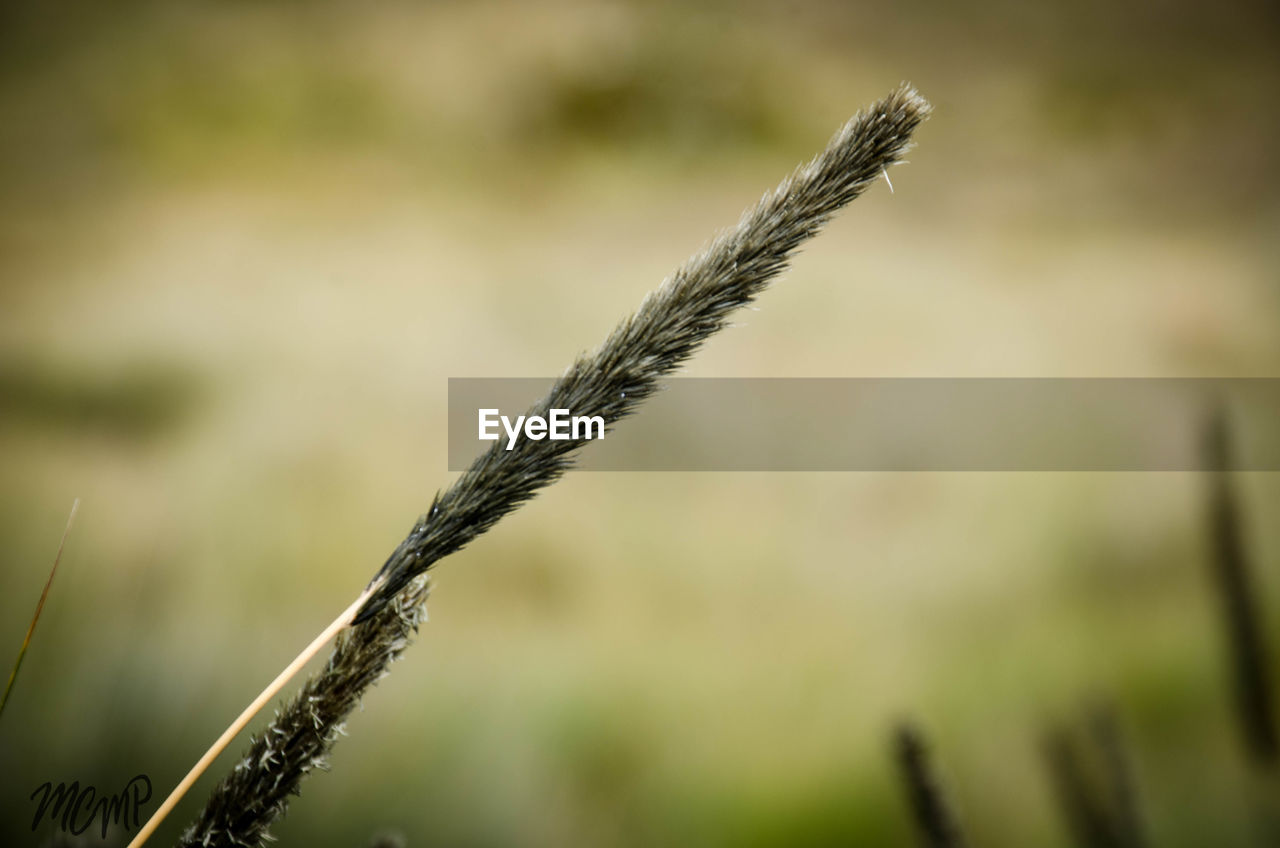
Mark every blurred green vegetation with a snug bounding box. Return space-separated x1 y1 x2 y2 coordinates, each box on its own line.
0 355 202 442
2 1 1278 846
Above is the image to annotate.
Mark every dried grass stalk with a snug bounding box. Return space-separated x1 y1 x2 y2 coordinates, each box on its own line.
142 84 930 847
354 83 933 623
178 577 430 847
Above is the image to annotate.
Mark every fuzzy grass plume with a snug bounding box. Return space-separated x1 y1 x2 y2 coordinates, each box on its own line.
178 577 429 847
355 83 932 623
135 84 931 847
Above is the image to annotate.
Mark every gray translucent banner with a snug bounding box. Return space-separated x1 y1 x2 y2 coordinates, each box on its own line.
447 379 1280 471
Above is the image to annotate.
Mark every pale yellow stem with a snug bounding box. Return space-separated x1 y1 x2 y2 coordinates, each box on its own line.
127 579 383 848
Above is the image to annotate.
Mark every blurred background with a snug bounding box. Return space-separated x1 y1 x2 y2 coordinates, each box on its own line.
2 0 1278 845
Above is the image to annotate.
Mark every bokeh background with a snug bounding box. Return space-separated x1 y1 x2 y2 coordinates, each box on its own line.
2 1 1278 845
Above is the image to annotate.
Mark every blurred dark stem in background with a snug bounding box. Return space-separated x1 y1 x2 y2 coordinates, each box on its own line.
1202 405 1278 767
1041 707 1147 848
894 722 969 848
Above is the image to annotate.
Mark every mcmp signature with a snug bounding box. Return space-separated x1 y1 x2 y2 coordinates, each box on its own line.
30 774 152 838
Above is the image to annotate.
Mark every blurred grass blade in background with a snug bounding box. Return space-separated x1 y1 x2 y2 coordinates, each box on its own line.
893 721 970 848
0 498 78 721
1042 722 1126 848
1089 703 1148 848
1202 404 1278 767
1041 704 1148 848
